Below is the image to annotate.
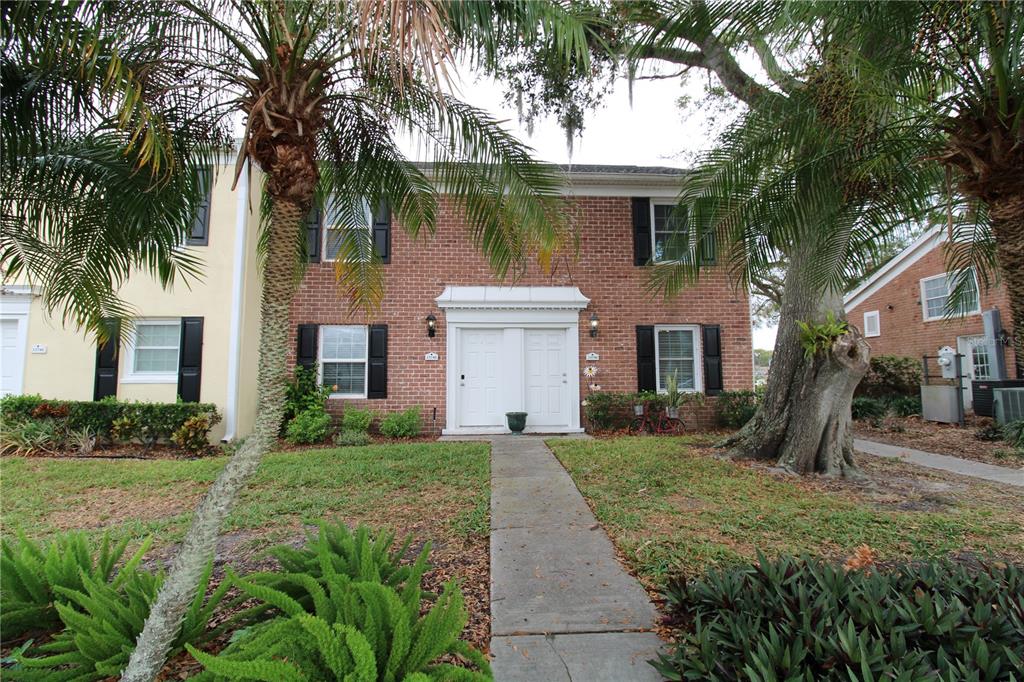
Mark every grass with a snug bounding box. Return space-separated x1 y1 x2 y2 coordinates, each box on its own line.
1 442 490 553
548 435 1024 586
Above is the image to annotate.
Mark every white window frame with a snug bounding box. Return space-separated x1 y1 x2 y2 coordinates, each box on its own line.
863 310 880 337
122 318 181 384
919 271 981 322
322 199 374 263
318 325 369 399
650 202 688 264
654 324 703 393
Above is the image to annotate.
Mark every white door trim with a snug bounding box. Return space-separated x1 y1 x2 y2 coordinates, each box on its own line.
0 289 33 397
438 286 588 435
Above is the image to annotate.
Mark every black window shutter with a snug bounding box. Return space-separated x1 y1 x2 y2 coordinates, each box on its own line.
367 324 388 398
93 324 119 400
305 205 322 263
187 169 212 246
702 324 723 395
372 202 391 264
177 317 204 402
632 198 652 266
636 325 656 392
297 324 318 369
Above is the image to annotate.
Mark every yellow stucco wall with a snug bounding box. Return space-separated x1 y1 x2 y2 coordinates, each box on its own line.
11 165 262 441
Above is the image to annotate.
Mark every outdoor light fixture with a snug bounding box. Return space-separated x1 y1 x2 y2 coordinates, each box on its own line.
426 313 437 338
589 312 599 338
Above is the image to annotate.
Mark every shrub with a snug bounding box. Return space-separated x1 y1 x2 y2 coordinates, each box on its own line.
1003 419 1024 450
282 364 330 432
171 414 216 454
715 390 759 428
110 413 141 443
11 561 233 681
887 394 921 417
0 531 151 641
851 396 887 420
379 406 422 438
857 355 922 398
976 421 1005 442
653 555 1024 681
584 391 705 431
0 394 44 422
0 417 67 456
285 407 332 445
341 408 374 433
334 430 371 447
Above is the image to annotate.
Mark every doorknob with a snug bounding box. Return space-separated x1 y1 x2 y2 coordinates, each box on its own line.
460 374 465 380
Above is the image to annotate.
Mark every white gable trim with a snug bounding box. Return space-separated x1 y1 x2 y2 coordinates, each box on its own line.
844 227 945 313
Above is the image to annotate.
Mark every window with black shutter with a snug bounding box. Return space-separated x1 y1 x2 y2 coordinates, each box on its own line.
372 202 391 264
636 326 656 391
177 317 204 402
187 169 212 246
297 324 318 368
702 324 724 395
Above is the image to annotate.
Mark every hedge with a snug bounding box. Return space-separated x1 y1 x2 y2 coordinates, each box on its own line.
583 391 705 431
0 394 220 445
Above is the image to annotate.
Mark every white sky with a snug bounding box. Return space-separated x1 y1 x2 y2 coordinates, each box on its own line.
442 69 779 351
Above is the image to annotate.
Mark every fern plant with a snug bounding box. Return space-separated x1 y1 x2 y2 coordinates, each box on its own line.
9 561 237 681
797 311 850 360
0 530 151 640
187 573 491 681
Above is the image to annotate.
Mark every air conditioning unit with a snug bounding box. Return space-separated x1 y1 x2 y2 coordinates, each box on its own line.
993 388 1024 425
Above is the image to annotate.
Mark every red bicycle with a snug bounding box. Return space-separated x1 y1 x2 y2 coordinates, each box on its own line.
628 402 684 435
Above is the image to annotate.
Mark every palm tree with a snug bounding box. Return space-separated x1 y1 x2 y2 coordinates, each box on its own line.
2 1 594 679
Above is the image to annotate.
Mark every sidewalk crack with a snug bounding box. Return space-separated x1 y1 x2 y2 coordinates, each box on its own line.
546 635 572 681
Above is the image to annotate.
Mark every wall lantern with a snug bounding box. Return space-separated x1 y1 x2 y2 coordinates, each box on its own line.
426 313 437 338
589 312 599 338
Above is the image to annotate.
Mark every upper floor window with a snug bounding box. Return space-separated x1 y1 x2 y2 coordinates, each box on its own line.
323 200 373 262
651 203 715 264
655 325 702 392
187 168 212 246
123 319 180 383
920 270 980 321
319 325 368 397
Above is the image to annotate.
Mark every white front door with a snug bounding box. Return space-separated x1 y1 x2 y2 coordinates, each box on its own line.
459 329 503 426
957 335 991 409
525 329 568 427
1 318 22 397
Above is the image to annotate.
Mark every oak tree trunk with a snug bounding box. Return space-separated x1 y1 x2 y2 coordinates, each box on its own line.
121 196 304 681
722 241 870 476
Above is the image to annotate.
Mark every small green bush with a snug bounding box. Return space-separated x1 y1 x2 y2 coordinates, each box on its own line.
0 531 150 640
851 396 887 420
379 406 422 438
171 414 216 454
715 390 759 428
584 391 705 431
285 407 332 445
11 561 233 681
341 408 374 433
282 364 330 433
857 355 922 398
334 430 371 447
1003 419 1024 450
0 417 67 456
976 421 1005 442
887 394 921 417
654 555 1024 681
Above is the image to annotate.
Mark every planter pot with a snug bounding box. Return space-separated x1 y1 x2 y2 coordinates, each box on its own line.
506 412 528 434
665 406 680 419
633 404 645 416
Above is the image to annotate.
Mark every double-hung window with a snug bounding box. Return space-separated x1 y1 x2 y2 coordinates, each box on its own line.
319 325 368 397
920 270 980 321
654 325 702 392
323 199 373 262
651 204 688 263
124 319 181 383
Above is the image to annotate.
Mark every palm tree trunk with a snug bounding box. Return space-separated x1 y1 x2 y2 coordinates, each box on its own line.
990 200 1024 372
722 239 870 475
122 196 304 681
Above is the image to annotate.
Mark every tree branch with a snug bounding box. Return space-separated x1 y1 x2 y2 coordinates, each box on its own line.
750 37 800 93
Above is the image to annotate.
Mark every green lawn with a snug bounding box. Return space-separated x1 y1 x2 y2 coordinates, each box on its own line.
549 435 1024 586
1 442 490 554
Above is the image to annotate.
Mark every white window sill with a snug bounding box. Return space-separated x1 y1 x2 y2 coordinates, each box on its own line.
328 393 367 400
922 310 981 323
121 374 178 384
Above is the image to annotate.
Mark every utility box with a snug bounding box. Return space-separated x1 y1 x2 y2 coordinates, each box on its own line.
921 385 962 424
993 388 1024 425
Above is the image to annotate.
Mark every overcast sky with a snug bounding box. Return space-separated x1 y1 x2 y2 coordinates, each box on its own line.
442 69 779 351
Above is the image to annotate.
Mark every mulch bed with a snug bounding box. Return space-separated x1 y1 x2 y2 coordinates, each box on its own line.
853 414 1024 467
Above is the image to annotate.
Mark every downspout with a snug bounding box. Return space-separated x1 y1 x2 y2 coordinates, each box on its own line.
222 164 249 441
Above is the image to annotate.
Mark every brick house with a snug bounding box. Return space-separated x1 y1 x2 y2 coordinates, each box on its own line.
290 165 754 435
844 226 1019 410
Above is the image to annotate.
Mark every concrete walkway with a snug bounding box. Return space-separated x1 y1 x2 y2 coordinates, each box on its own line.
855 438 1024 488
487 436 663 682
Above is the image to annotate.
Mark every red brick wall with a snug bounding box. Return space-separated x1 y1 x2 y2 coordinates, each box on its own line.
289 195 753 432
846 246 1018 374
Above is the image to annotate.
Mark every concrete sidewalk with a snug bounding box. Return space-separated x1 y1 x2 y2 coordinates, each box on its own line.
488 436 663 682
855 438 1024 488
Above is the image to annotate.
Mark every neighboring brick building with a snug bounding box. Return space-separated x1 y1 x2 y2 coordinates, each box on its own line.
845 226 1019 410
289 166 754 434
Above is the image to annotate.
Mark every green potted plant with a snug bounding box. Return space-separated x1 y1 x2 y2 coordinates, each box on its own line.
506 411 528 434
665 372 682 419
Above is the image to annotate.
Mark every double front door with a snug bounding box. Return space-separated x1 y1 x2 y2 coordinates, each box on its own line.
458 327 569 429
